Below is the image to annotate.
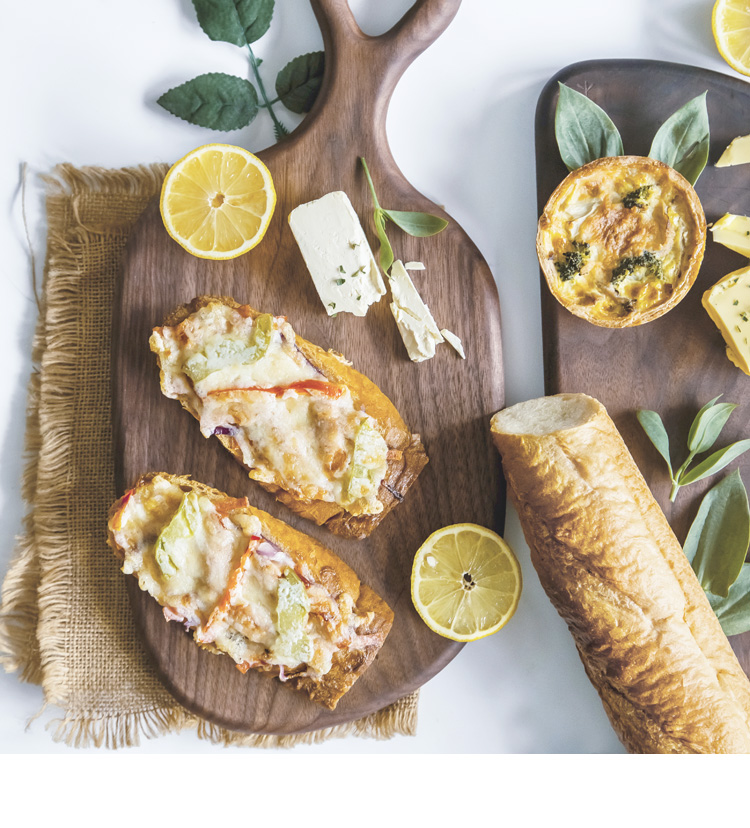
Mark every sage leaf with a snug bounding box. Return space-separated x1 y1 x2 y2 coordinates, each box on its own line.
708 564 750 636
375 210 394 274
192 0 274 47
382 209 448 237
276 51 325 114
684 470 750 597
648 92 710 186
158 73 259 131
637 409 674 477
555 82 624 172
679 439 750 486
687 397 736 454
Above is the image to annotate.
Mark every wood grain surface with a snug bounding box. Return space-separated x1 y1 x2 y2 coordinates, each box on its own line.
112 0 505 735
536 59 750 674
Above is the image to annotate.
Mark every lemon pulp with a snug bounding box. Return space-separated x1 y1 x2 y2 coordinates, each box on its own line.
410 523 522 642
160 143 276 260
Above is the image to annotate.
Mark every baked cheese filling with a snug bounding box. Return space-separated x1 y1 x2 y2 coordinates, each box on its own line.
150 302 388 516
110 475 373 677
545 170 692 321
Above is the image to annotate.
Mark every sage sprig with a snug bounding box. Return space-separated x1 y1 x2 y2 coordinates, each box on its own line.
648 93 710 186
555 83 623 172
360 157 448 274
684 469 750 598
157 0 325 141
637 396 750 502
683 470 750 636
555 83 710 184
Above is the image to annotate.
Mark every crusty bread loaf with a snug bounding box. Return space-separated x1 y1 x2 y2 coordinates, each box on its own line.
491 393 750 753
108 472 394 709
152 296 428 539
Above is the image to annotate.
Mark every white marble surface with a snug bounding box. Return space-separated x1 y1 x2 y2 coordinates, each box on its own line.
0 0 737 754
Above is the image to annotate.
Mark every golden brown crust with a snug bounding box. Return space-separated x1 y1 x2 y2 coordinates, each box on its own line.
537 156 706 328
153 296 428 539
108 471 394 710
490 393 750 753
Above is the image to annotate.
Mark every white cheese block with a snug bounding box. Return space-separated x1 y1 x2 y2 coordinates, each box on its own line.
716 134 750 167
389 260 443 362
702 265 750 375
711 213 750 258
288 191 386 317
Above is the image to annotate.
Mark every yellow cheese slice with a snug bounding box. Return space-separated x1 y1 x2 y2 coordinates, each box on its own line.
702 265 750 375
716 134 750 167
711 213 750 258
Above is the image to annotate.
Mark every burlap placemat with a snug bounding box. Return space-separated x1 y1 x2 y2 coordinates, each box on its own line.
0 163 418 749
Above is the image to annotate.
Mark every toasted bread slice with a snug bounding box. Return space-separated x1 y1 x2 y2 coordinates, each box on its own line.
150 296 428 539
107 472 394 710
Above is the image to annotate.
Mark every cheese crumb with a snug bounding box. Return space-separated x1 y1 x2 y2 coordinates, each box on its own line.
440 329 465 359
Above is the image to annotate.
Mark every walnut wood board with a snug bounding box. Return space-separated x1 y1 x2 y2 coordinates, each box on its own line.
112 0 504 736
536 59 750 674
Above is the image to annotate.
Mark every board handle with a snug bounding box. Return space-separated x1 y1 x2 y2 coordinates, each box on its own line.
306 0 461 137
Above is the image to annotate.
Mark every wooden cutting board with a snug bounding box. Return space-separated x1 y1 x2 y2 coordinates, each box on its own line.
112 0 504 735
536 59 750 673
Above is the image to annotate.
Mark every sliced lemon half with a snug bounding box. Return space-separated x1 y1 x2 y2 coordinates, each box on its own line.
160 143 276 260
410 523 522 642
712 0 750 76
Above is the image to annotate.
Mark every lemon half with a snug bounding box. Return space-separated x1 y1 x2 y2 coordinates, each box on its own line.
160 143 276 260
713 0 750 76
411 523 522 642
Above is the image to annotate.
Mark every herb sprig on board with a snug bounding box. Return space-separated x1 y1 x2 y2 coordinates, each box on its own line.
639 398 750 636
157 0 325 141
360 157 449 274
637 396 750 502
555 83 710 185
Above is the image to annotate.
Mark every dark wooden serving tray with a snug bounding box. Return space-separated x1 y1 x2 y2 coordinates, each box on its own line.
536 59 750 672
112 0 504 735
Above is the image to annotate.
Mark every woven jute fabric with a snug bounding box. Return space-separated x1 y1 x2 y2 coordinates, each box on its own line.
0 163 419 749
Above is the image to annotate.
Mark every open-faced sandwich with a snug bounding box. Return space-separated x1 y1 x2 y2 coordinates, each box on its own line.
537 156 706 327
149 296 428 539
107 473 394 709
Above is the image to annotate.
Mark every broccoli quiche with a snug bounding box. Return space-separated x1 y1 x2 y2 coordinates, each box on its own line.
107 473 394 709
150 296 428 539
537 156 706 327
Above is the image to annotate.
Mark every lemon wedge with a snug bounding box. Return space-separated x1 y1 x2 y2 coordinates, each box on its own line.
160 143 276 260
712 0 750 76
410 523 522 642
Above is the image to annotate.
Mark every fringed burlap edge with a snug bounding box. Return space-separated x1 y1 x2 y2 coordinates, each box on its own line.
0 162 419 750
45 692 418 750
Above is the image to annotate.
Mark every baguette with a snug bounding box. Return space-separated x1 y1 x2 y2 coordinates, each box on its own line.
150 296 428 539
107 472 394 709
491 393 750 753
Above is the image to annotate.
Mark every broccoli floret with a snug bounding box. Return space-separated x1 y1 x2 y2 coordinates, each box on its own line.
622 185 653 209
555 241 590 282
611 251 663 288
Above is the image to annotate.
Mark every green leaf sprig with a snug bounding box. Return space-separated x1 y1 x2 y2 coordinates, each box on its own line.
637 396 750 502
360 157 449 274
555 83 710 185
157 0 325 141
684 470 750 636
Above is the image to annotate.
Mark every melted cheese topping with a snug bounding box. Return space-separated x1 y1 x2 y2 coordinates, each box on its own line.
150 302 388 515
110 475 369 677
538 159 702 324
